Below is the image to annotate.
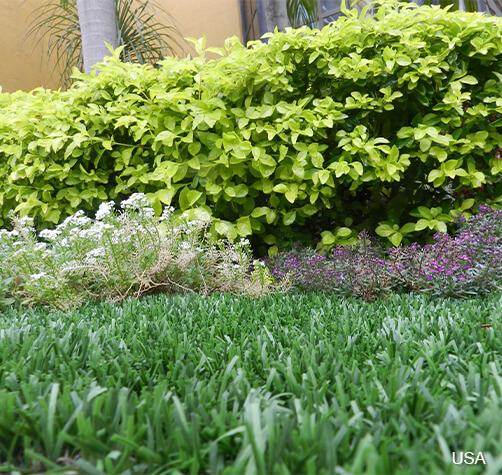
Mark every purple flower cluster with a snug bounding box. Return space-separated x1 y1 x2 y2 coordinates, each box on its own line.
389 227 502 295
263 207 502 300
264 246 342 293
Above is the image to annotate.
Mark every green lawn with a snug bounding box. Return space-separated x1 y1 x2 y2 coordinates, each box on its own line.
1 293 502 474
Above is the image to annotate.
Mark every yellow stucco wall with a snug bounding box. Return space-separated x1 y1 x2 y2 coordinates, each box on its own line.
164 0 243 58
0 0 243 93
0 0 58 93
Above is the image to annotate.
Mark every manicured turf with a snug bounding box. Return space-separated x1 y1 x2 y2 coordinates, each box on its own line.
1 293 502 474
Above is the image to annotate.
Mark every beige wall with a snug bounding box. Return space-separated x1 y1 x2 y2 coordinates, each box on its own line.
165 0 243 58
0 0 59 93
0 0 243 93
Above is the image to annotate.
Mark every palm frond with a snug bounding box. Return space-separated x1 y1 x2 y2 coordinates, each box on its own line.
25 1 81 88
25 0 185 89
116 0 185 65
286 0 319 28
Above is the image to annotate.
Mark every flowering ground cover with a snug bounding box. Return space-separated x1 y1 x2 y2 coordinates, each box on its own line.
0 292 501 473
264 205 502 300
2 197 502 311
0 193 285 311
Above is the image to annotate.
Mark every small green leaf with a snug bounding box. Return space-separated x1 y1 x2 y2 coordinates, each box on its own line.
319 170 330 184
459 75 478 85
415 219 430 231
282 210 296 226
298 204 318 217
214 221 237 239
179 187 202 210
268 245 278 256
430 147 447 161
155 131 177 146
399 222 416 234
375 224 394 237
251 207 268 218
336 227 352 237
417 206 433 219
233 184 249 198
460 199 475 210
263 234 277 245
265 209 277 224
388 145 399 161
285 185 298 203
321 231 335 245
414 129 426 140
273 184 288 193
389 232 402 246
188 142 201 155
420 139 431 152
182 207 212 222
102 140 113 150
427 169 444 184
436 221 447 233
236 216 252 236
187 157 200 170
351 162 363 175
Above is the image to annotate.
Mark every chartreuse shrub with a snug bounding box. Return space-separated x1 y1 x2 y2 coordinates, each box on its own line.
0 193 285 311
0 0 502 253
1 293 502 473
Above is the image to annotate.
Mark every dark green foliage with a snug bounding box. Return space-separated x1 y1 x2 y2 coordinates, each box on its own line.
1 293 502 473
1 1 502 253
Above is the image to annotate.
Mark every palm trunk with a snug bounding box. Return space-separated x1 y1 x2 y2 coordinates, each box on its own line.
484 0 502 14
76 0 119 74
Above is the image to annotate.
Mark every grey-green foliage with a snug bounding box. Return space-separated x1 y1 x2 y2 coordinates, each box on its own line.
1 292 502 473
26 0 185 88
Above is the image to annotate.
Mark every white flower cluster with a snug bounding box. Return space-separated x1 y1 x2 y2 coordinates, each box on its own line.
111 227 137 245
34 243 47 252
77 222 115 242
120 193 155 219
0 192 281 307
95 201 115 221
84 247 105 265
18 216 33 225
39 228 62 241
0 229 19 240
140 207 155 219
160 206 175 221
57 238 70 248
175 220 201 234
86 247 105 258
12 248 25 257
179 241 192 250
56 210 92 231
60 260 79 273
17 216 35 232
216 262 244 271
